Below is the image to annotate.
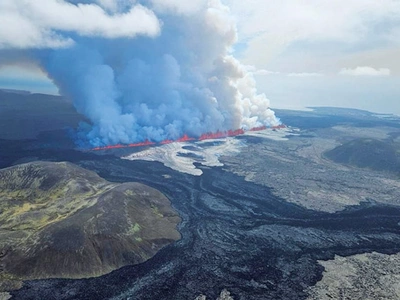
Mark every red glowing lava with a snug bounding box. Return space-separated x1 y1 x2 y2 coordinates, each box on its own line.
91 124 286 151
249 126 267 131
92 139 155 151
128 140 156 147
160 139 174 145
177 134 195 142
272 124 286 130
198 129 245 140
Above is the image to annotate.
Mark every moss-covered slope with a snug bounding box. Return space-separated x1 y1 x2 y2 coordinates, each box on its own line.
0 162 181 291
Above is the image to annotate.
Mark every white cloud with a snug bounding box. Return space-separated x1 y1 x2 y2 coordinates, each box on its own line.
254 69 279 76
95 0 124 12
287 72 323 77
254 70 323 77
0 0 161 49
227 0 400 67
339 66 391 77
0 64 48 81
243 65 324 77
243 65 279 75
150 0 206 15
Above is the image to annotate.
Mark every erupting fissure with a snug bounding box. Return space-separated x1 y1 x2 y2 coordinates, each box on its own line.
91 125 286 151
1 0 281 148
92 140 155 151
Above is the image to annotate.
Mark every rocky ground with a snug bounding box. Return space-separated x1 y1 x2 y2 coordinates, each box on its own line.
1 99 400 299
195 289 234 300
307 252 400 300
0 161 180 292
222 125 400 212
5 157 399 300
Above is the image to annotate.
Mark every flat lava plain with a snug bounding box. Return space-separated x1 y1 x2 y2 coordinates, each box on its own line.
1 90 400 299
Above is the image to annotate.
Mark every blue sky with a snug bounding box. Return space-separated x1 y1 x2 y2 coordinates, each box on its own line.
1 0 399 116
0 0 281 145
0 65 58 94
227 0 400 114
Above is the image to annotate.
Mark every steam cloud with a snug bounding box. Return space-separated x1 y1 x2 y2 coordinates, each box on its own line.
1 0 280 146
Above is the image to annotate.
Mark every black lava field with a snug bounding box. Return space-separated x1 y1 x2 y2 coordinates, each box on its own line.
3 139 400 300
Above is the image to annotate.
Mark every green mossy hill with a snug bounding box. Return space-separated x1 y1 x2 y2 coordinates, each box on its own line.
324 139 400 173
0 162 181 292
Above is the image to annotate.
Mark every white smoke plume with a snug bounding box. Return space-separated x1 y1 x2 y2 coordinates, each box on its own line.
0 0 280 146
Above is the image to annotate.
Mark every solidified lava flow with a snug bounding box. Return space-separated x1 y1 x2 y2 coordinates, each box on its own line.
91 125 286 151
11 158 400 300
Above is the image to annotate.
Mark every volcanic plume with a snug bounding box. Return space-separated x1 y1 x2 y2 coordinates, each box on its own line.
0 0 280 147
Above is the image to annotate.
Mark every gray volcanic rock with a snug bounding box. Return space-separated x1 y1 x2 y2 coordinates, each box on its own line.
195 289 234 300
324 138 400 173
0 161 181 291
307 252 400 300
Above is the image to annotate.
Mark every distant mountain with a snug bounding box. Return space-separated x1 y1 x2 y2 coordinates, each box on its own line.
0 89 31 95
0 161 181 292
0 90 83 140
324 138 400 173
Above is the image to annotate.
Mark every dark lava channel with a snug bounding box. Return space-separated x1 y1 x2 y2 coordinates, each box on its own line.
4 147 400 300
